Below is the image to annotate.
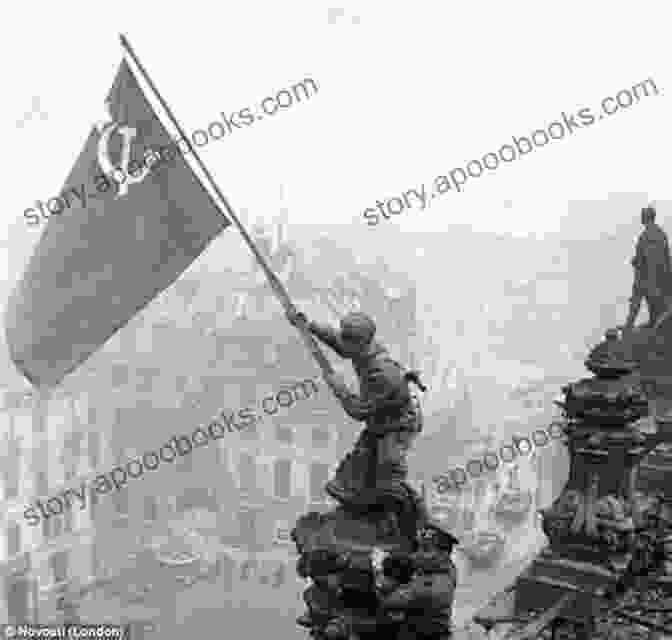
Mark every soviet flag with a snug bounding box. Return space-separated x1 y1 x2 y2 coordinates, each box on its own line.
5 58 230 387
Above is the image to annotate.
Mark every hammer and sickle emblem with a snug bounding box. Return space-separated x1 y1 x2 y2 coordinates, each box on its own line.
96 100 153 198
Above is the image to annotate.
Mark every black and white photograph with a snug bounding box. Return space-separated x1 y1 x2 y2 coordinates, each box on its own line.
2 2 672 639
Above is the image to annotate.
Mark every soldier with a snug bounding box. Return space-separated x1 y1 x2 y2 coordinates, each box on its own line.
381 518 459 640
286 309 427 539
625 205 672 329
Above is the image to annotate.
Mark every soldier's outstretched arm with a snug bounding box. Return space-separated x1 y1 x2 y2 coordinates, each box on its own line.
307 321 350 357
286 309 349 356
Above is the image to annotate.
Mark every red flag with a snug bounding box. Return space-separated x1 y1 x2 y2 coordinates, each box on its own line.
5 59 229 387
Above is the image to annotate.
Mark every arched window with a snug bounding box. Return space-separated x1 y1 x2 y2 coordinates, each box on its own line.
259 566 269 584
144 496 158 522
113 488 129 517
88 431 100 469
50 549 69 584
6 521 21 557
273 459 292 499
240 560 257 581
272 564 286 588
238 452 257 493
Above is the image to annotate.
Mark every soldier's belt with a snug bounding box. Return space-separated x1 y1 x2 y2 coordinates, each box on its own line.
368 409 421 435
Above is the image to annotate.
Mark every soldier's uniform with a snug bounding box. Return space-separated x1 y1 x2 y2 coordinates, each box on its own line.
293 311 432 635
307 313 424 517
382 520 459 639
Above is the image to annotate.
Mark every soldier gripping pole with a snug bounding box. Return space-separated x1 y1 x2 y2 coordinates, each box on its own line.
118 34 335 382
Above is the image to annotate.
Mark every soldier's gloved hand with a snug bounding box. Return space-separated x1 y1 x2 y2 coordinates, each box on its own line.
287 309 308 327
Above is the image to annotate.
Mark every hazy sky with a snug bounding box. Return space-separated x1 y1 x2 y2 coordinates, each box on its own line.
3 1 671 289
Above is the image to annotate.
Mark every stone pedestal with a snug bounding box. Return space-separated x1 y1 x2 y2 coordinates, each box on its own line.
291 466 458 638
474 328 672 638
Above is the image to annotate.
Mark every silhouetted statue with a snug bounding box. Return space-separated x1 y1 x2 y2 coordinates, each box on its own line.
625 205 672 329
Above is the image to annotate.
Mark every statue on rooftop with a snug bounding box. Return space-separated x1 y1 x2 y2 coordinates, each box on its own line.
624 205 672 330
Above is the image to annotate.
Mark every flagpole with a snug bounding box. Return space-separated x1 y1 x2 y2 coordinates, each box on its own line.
118 34 334 381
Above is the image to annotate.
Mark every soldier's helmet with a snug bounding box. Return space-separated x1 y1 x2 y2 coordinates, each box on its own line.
418 517 460 551
340 312 376 343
